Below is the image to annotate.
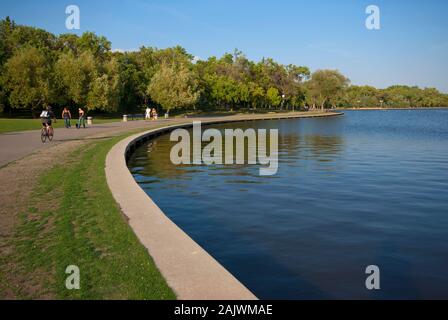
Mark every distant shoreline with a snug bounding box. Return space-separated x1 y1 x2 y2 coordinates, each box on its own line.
335 107 448 111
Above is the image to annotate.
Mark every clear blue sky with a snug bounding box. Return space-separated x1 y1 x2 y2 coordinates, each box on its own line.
1 0 447 92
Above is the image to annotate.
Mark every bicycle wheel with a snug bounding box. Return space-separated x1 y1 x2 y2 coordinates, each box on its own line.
48 127 54 141
41 128 47 143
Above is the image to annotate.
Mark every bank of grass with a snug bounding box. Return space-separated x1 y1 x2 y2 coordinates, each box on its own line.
0 118 122 134
12 133 175 299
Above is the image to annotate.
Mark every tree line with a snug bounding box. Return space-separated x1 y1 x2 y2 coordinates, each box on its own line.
1 17 447 117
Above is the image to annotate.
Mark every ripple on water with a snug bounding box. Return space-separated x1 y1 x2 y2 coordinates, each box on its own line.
128 110 448 299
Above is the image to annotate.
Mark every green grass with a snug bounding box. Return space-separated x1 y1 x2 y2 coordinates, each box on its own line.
0 118 122 134
9 134 176 299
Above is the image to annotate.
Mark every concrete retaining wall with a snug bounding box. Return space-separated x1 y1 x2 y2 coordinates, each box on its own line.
105 112 342 300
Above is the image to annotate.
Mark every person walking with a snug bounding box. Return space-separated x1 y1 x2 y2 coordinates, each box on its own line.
76 108 86 129
151 108 158 120
145 106 151 120
62 107 72 128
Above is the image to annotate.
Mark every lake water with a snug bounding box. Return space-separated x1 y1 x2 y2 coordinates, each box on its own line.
128 110 448 299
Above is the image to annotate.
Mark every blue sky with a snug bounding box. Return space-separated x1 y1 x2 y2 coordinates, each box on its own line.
1 0 448 92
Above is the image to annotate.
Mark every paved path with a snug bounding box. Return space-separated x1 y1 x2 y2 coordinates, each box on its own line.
0 111 342 299
0 119 174 167
0 112 342 167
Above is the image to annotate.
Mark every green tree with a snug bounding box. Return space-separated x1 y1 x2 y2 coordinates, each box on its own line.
55 51 97 107
87 57 120 111
115 52 145 112
266 87 281 109
2 17 448 116
307 70 349 109
2 46 51 114
249 82 265 109
0 17 15 67
147 64 199 113
77 32 111 60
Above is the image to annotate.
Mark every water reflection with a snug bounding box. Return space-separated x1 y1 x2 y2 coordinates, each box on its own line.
131 120 345 184
128 111 448 299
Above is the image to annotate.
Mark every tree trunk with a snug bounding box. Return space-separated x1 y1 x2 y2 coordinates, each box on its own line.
321 98 327 110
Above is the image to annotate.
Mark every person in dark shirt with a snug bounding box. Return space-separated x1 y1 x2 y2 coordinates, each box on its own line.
62 107 72 128
77 108 86 129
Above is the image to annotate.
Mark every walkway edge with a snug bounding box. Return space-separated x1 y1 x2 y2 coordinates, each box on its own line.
105 112 343 300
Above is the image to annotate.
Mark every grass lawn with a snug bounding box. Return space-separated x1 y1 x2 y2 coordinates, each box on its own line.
0 118 122 134
8 134 176 299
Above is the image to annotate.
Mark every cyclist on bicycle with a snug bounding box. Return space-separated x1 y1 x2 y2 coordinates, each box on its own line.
40 105 55 133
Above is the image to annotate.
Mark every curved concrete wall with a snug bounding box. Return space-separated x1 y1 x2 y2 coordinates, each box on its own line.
105 112 343 300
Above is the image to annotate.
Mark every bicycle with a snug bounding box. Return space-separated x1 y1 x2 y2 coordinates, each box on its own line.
41 125 54 143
